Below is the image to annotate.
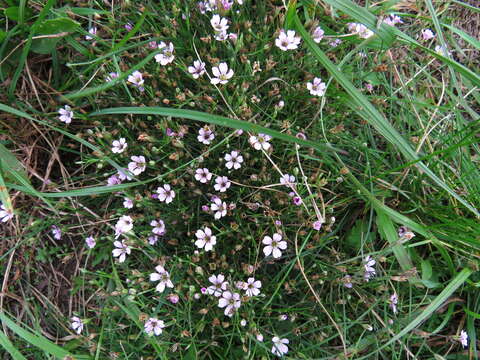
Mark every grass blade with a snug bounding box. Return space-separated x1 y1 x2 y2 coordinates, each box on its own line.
292 14 479 217
90 106 342 155
0 330 27 360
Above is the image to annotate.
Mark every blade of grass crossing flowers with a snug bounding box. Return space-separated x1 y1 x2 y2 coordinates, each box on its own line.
0 312 88 359
357 268 472 359
89 106 342 155
293 15 479 217
0 330 27 360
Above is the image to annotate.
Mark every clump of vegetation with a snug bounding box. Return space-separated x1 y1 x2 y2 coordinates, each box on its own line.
0 0 479 358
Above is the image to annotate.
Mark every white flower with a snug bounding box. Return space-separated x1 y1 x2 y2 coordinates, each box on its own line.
144 318 165 336
195 168 212 183
263 233 287 258
256 333 264 342
435 44 451 56
127 71 144 90
115 215 134 238
363 255 376 281
128 155 146 175
148 235 159 245
211 63 234 85
51 225 62 240
123 197 134 209
117 168 133 181
211 197 227 219
155 42 175 65
224 151 243 170
280 174 295 187
112 138 127 153
383 15 402 26
150 265 174 293
214 30 229 42
188 60 206 79
312 26 324 43
275 29 301 51
112 240 131 263
195 227 217 251
150 219 166 235
85 236 96 249
207 274 228 296
106 72 119 82
421 28 435 41
198 127 215 145
71 317 84 334
249 133 272 151
218 291 241 317
243 277 261 297
214 176 231 192
85 26 97 40
271 337 289 357
156 184 175 204
306 77 326 96
390 293 398 314
459 330 468 347
348 23 374 39
210 14 229 33
0 204 13 222
58 105 73 124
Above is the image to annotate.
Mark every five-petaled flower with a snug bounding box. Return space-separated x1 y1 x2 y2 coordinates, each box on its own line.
210 14 229 33
195 168 212 183
112 138 128 153
312 26 324 43
307 77 326 97
243 277 262 297
128 155 146 175
275 30 301 51
211 63 234 85
85 236 96 249
224 151 243 170
271 337 289 357
211 197 227 219
263 233 287 258
71 316 84 334
218 291 241 317
58 105 73 124
207 274 228 296
249 133 272 151
214 176 231 192
155 41 175 65
144 317 165 336
156 184 175 204
127 71 144 91
150 265 174 293
198 127 215 145
195 227 217 251
112 240 131 263
115 215 134 238
150 219 166 235
188 60 206 79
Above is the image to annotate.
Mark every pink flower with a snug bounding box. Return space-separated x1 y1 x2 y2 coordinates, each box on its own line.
262 233 287 258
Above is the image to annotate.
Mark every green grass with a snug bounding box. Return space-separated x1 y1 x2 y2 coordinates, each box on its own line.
0 0 479 359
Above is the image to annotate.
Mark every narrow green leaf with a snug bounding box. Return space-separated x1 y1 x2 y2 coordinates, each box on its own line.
90 106 341 155
0 330 27 360
443 23 480 50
